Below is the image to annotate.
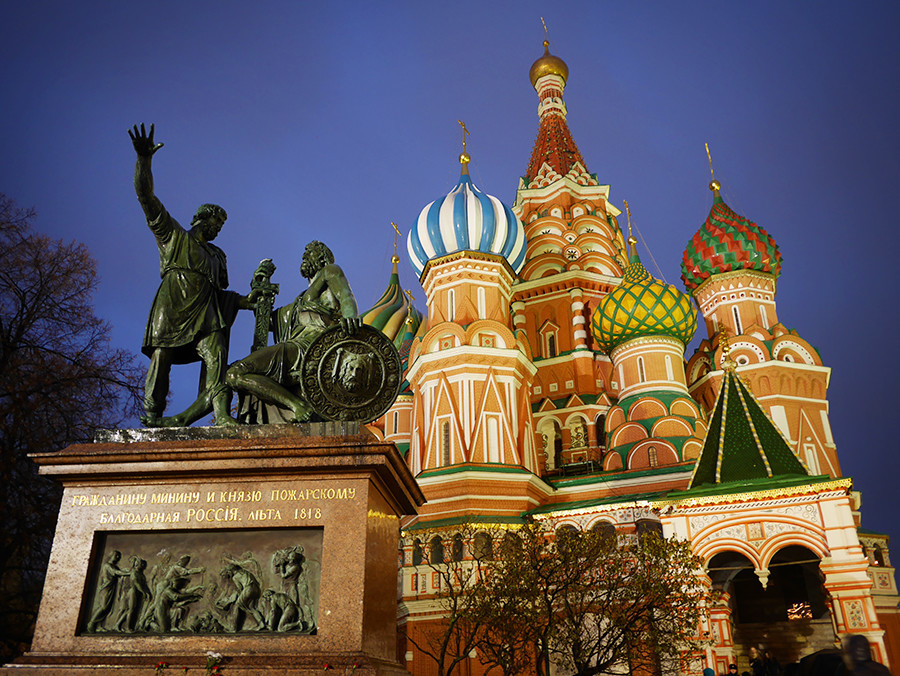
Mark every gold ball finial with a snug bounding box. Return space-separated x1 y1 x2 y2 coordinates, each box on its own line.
529 37 569 86
391 254 400 264
709 179 721 193
459 152 471 165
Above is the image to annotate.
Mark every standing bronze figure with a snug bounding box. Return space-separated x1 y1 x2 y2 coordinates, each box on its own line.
129 123 255 427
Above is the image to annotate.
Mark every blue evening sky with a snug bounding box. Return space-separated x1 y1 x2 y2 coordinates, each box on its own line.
1 2 898 546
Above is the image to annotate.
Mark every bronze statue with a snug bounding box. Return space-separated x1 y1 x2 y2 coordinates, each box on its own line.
129 123 256 427
225 240 360 423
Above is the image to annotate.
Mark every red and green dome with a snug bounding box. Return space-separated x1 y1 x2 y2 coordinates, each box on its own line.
592 254 697 354
681 194 782 292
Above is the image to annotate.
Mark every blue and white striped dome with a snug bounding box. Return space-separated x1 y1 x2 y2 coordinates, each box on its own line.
407 170 527 278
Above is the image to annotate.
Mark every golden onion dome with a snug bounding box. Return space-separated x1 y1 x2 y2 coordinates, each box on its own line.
529 40 569 87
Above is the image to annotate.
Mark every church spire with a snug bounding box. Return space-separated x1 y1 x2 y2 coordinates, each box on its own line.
524 36 590 186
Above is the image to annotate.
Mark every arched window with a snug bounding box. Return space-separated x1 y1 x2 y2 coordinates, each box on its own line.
637 356 646 383
392 410 399 434
473 532 493 560
412 539 423 566
648 446 658 467
874 546 885 567
760 305 769 329
556 525 580 556
595 414 606 449
477 287 486 319
591 521 616 540
636 519 663 542
501 531 522 556
540 321 559 359
452 533 465 562
664 354 674 381
429 536 444 564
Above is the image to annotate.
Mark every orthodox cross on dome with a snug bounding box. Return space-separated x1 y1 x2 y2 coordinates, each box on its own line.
391 221 402 261
623 199 638 258
458 120 471 169
404 288 416 325
705 142 721 194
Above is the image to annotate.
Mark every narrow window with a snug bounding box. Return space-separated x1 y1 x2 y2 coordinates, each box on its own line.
452 533 464 562
448 289 455 322
732 305 743 335
760 305 769 329
664 354 674 381
429 536 444 564
648 445 658 467
477 287 486 319
547 334 557 358
637 356 646 383
441 421 451 466
487 417 500 462
596 414 606 448
392 411 399 434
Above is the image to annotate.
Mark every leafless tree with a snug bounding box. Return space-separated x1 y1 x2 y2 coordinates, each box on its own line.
0 194 143 659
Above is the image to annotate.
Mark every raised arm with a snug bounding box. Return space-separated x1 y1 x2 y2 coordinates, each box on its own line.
128 123 165 223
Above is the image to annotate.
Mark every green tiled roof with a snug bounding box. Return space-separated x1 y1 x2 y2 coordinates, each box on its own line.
689 367 808 488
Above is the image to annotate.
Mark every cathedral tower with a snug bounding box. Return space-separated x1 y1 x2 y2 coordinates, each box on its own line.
404 148 544 523
511 40 627 473
682 180 840 478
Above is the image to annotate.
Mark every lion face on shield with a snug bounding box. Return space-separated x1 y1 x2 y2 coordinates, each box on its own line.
332 349 375 393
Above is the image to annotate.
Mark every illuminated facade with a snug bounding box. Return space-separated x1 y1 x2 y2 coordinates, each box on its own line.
360 40 899 675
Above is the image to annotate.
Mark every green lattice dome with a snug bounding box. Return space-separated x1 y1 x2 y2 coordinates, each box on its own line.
592 254 697 354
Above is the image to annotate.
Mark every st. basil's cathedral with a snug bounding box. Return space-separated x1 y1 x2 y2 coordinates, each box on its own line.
358 40 900 674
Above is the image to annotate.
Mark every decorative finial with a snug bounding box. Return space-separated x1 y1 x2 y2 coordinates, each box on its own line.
458 120 471 171
705 143 721 194
404 288 415 325
719 326 736 372
623 199 638 258
391 221 401 263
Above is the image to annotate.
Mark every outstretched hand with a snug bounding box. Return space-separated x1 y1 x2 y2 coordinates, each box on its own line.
340 316 361 335
129 123 164 157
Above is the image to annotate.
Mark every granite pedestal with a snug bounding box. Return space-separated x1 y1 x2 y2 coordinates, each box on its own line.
3 423 424 675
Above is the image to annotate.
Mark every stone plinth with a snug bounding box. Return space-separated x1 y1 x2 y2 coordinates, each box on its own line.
3 424 424 675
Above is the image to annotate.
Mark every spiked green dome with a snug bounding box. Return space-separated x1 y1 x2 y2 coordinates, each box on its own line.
591 253 697 354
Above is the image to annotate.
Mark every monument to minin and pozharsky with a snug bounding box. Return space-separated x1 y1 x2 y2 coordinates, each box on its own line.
4 125 423 675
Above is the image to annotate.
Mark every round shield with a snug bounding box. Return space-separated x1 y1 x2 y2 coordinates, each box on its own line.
299 324 403 422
